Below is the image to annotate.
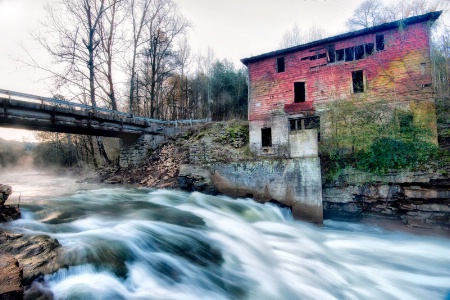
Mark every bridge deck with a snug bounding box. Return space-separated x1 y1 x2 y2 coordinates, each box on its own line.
0 89 208 140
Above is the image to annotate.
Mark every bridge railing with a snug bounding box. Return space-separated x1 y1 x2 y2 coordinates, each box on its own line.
0 89 210 127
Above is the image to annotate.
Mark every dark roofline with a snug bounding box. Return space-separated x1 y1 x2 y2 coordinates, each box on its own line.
241 11 442 66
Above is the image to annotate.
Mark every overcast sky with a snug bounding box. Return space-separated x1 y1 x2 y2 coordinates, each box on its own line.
0 0 449 141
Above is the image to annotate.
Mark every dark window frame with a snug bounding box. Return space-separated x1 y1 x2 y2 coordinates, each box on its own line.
327 44 336 63
355 45 365 60
261 128 272 147
345 47 355 62
294 82 306 103
376 34 385 51
289 116 320 132
277 57 285 73
352 70 365 93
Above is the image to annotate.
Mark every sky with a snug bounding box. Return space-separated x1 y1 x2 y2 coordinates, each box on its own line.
0 0 449 142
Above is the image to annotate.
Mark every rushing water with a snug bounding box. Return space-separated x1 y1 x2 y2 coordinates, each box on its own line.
1 170 450 300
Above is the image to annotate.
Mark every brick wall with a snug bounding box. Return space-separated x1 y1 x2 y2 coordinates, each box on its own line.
247 22 434 122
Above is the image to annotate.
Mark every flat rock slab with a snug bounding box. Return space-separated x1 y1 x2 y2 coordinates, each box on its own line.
0 252 23 299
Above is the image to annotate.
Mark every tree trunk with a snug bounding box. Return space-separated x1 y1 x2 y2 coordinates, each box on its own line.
96 136 111 165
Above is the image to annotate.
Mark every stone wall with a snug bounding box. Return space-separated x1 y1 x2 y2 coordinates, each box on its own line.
179 157 323 223
323 169 450 230
119 134 165 168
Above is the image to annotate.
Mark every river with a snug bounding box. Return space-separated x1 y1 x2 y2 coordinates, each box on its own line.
1 169 450 299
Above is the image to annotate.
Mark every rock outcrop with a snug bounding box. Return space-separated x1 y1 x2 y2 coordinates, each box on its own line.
0 232 64 286
323 169 450 230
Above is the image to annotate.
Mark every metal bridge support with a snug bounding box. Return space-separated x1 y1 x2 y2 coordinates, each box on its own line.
119 134 165 168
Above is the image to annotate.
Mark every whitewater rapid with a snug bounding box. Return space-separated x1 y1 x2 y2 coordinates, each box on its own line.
1 170 450 299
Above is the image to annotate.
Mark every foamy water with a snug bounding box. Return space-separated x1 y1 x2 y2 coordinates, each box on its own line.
1 171 450 299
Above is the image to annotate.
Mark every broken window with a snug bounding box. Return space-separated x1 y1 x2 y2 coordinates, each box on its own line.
304 117 320 129
327 45 336 63
352 70 364 93
277 57 285 73
336 49 344 62
345 47 355 61
365 43 374 56
294 82 306 103
289 116 320 132
376 34 385 51
261 128 272 147
355 45 365 60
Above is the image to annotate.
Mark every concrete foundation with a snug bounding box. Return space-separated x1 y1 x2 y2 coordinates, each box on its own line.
180 157 323 224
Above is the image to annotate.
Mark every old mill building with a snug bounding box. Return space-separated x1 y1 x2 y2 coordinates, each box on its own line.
241 11 442 157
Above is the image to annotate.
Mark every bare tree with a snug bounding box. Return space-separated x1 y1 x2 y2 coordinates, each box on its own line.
97 0 126 111
347 0 439 31
137 0 189 118
176 34 191 119
127 0 154 113
279 24 327 49
346 0 384 31
36 0 112 165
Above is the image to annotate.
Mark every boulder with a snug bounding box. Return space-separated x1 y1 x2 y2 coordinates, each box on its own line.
0 184 12 206
0 252 23 299
0 206 21 223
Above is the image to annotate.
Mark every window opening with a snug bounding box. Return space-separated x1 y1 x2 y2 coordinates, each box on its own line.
355 45 365 60
294 82 306 103
345 47 355 62
261 128 272 147
304 117 320 129
277 57 285 73
327 45 336 63
289 116 320 132
289 120 297 131
336 49 344 62
376 34 384 51
365 43 374 56
352 70 364 93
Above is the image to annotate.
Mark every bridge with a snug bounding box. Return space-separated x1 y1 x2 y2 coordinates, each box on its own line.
0 89 208 167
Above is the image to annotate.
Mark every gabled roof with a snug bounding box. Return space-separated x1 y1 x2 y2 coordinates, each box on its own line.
241 11 442 66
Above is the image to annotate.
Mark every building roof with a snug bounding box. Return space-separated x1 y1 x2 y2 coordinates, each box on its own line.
241 11 442 66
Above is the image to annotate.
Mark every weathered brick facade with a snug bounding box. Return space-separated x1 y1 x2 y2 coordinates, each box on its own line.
242 12 441 156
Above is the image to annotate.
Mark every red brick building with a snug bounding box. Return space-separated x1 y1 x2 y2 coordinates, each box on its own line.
241 11 441 157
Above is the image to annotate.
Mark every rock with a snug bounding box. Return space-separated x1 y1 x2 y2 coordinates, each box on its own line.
0 232 65 285
416 203 450 213
0 252 23 299
0 206 21 223
178 164 218 194
0 184 13 206
323 202 362 220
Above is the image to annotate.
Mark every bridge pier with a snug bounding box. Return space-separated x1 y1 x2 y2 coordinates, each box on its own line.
119 134 165 168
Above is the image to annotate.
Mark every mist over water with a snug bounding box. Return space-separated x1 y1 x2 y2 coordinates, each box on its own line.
1 170 450 299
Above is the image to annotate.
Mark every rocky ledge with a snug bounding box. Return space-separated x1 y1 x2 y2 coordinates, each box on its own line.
323 169 450 230
0 206 66 299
